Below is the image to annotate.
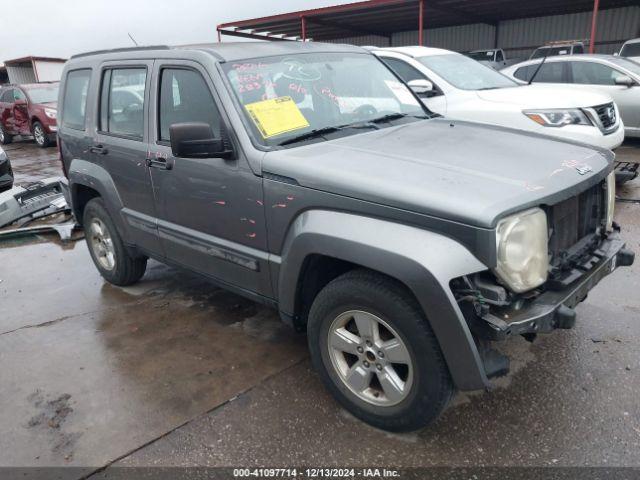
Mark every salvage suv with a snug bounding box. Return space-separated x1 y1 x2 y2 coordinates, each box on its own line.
58 43 634 432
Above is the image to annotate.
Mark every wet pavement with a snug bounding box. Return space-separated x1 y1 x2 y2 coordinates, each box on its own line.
1 141 640 475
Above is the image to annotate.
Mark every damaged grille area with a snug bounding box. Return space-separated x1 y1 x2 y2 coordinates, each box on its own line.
590 102 617 134
547 180 606 286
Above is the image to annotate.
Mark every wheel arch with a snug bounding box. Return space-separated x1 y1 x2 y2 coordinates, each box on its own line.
277 210 491 391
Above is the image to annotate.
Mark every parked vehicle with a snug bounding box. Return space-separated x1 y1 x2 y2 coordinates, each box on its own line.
372 46 624 150
530 41 585 59
59 43 633 432
464 48 520 70
0 146 13 192
619 38 640 63
501 55 640 139
0 82 59 147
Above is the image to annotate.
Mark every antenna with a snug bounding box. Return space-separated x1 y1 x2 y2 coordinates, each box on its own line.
127 33 139 46
528 49 549 85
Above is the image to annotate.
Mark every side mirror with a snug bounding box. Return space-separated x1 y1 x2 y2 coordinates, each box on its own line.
613 52 619 56
169 122 233 159
14 98 27 106
407 79 434 95
614 75 636 87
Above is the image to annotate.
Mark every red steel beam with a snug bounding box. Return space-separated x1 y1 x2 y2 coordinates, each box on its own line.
418 0 425 46
589 0 600 54
301 15 307 41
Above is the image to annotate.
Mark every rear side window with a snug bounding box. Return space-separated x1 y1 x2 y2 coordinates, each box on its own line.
515 63 564 83
62 69 91 130
0 89 13 102
495 50 504 62
158 68 220 142
573 45 584 54
100 68 146 139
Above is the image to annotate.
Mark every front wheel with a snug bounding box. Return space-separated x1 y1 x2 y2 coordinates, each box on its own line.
83 198 147 286
307 270 454 432
32 121 51 148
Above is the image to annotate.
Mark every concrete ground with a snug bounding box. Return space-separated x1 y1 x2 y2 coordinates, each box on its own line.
1 139 639 476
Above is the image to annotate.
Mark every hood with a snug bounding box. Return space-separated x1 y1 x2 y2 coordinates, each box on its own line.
38 101 57 109
476 84 612 109
262 119 612 228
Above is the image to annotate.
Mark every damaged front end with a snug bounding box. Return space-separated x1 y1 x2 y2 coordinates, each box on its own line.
452 173 634 379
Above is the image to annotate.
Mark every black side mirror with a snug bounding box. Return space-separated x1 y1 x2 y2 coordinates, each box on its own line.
169 122 233 159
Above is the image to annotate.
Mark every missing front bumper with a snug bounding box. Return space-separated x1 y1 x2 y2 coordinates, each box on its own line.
479 234 633 341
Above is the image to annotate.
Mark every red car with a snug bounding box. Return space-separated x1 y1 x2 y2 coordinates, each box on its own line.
0 82 59 148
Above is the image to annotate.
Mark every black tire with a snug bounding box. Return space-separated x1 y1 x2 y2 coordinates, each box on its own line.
83 198 147 286
32 121 51 148
308 269 454 432
0 125 12 145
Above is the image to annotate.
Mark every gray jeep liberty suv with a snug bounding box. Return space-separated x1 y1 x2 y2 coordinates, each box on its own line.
58 42 634 432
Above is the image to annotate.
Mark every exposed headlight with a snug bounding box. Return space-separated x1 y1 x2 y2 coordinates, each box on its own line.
605 171 615 232
44 108 57 119
523 109 591 127
495 208 549 293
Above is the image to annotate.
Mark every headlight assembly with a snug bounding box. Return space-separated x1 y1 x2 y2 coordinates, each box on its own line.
44 108 57 120
495 208 549 293
523 109 591 128
605 171 615 232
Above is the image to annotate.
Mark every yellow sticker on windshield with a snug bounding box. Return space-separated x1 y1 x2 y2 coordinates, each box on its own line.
245 96 310 139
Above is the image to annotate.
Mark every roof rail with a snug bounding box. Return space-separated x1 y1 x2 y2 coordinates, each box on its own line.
71 45 170 59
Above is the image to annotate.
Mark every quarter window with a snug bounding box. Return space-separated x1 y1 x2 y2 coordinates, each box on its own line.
62 69 91 130
158 68 221 142
100 68 146 139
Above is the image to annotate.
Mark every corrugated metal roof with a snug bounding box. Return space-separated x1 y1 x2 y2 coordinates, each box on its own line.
218 0 639 41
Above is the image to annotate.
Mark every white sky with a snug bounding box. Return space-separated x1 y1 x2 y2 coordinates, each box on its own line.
0 0 354 61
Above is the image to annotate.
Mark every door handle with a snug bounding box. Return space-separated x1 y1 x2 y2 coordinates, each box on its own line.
146 157 174 170
89 144 108 155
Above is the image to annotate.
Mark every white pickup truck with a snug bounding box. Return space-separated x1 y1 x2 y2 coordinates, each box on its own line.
373 46 624 151
465 48 521 70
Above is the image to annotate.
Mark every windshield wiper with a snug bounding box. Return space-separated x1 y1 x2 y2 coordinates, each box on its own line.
367 113 428 124
276 123 377 147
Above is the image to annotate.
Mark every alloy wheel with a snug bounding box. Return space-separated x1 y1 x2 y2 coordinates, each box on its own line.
327 310 414 406
34 125 45 146
88 218 116 271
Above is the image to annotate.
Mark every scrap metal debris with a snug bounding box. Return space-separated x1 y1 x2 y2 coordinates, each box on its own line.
0 177 80 242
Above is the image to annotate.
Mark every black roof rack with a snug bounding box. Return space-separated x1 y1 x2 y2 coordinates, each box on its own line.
71 45 170 60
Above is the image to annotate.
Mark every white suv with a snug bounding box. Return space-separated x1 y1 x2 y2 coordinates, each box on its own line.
373 46 624 150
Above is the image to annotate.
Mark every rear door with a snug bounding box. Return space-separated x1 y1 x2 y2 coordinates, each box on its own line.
94 60 163 256
147 60 271 297
0 88 15 133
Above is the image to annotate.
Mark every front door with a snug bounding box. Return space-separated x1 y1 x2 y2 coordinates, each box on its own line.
147 61 271 297
93 61 163 256
12 89 30 135
0 88 15 133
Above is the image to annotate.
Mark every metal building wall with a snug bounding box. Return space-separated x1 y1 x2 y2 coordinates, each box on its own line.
328 6 639 59
6 65 37 84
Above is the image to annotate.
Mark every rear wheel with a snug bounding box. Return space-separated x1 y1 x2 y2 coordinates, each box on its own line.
83 198 147 286
307 269 454 432
32 121 51 148
0 125 12 145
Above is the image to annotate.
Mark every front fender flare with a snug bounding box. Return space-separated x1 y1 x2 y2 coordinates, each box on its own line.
277 210 490 391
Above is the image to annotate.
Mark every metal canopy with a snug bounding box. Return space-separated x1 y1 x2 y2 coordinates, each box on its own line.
217 0 638 44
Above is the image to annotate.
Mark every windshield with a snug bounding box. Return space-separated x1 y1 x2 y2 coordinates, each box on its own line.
620 42 640 58
25 84 59 104
417 54 516 90
466 51 494 61
222 52 427 147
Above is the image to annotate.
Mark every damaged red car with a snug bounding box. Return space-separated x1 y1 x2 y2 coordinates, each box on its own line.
0 82 59 148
